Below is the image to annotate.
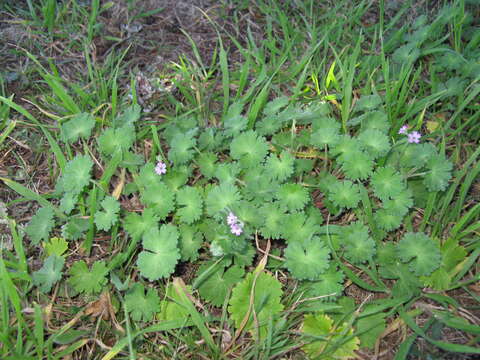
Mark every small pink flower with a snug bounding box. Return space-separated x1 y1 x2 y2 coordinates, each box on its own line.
407 131 421 144
230 223 243 236
227 212 238 226
226 211 244 236
398 125 409 135
155 161 167 175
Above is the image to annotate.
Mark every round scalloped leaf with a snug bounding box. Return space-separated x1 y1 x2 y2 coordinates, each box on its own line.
342 222 376 264
300 266 344 301
94 196 120 231
178 224 203 262
223 113 247 137
230 130 269 168
282 212 321 243
197 263 245 306
374 208 403 232
355 94 382 112
382 188 413 216
340 151 374 180
327 180 361 209
361 111 390 133
397 232 441 276
228 271 283 338
330 135 361 159
243 169 279 204
232 201 263 230
399 143 437 168
423 153 453 192
125 283 160 322
276 183 310 211
259 203 286 239
61 112 95 143
168 133 196 165
358 129 391 159
68 260 108 294
57 154 93 195
310 117 341 147
265 150 295 182
98 124 135 156
26 207 55 245
197 152 217 179
206 183 241 218
136 163 158 190
284 237 330 280
141 183 175 220
302 313 360 360
176 186 203 224
215 162 241 185
123 208 159 240
163 166 190 192
137 225 180 281
370 166 405 201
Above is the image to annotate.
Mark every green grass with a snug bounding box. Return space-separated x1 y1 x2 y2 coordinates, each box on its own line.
1 0 480 359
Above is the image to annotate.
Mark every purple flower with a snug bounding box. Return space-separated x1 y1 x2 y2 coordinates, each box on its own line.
155 161 167 175
227 212 238 226
398 125 409 135
230 223 243 236
226 211 244 236
407 131 421 144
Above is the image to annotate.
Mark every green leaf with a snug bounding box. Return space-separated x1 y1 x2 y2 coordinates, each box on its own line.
178 224 203 262
168 133 196 165
327 180 361 209
397 232 441 276
264 150 295 182
198 264 244 306
302 313 360 360
137 225 180 281
98 124 135 156
61 217 90 241
340 151 374 181
197 152 217 179
370 167 405 201
358 129 390 159
140 183 175 220
33 255 64 293
56 154 93 196
60 112 95 143
136 162 159 190
228 271 284 338
284 237 330 280
259 203 286 239
341 222 376 264
124 208 160 240
282 212 321 244
310 117 341 147
374 208 404 232
206 183 241 218
354 94 382 112
230 130 269 168
301 266 344 301
356 311 386 349
44 237 68 257
94 196 120 231
26 207 55 245
223 102 247 136
423 153 453 192
68 260 108 294
125 283 160 322
276 183 310 211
